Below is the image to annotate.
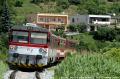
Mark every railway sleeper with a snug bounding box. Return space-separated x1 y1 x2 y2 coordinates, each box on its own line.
35 71 41 79
9 70 18 79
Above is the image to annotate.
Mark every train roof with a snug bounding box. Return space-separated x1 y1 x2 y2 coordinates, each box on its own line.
11 25 49 32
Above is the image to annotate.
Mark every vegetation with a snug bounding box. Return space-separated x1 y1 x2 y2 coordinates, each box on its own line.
55 25 120 78
0 0 119 25
0 0 119 78
68 24 87 32
0 0 11 33
91 27 117 41
0 61 8 79
75 33 97 52
55 53 120 79
14 0 23 7
0 33 8 61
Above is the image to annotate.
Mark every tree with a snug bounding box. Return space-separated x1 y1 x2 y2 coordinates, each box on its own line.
68 24 77 32
69 0 80 5
0 0 11 33
110 2 120 14
57 0 69 9
92 27 117 41
77 24 87 33
31 0 44 4
14 0 23 7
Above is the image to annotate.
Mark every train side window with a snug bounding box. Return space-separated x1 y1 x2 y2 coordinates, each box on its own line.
30 32 47 44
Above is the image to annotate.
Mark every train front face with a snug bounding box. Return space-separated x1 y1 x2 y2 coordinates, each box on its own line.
8 30 49 68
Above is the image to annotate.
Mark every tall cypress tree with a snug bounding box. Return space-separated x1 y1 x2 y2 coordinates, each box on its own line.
0 0 11 33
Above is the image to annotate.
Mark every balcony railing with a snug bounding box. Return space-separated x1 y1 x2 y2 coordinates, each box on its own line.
92 21 110 25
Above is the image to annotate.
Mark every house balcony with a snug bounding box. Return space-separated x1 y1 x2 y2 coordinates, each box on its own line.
92 21 110 25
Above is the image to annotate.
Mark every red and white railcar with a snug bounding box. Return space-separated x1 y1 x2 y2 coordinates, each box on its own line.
7 25 76 68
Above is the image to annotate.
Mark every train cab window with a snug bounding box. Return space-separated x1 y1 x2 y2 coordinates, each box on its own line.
12 31 28 43
30 32 47 44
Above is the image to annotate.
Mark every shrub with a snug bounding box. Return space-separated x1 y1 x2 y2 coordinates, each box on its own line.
14 0 23 7
68 0 80 5
100 41 120 53
30 0 44 4
57 0 69 9
0 33 8 60
68 24 77 32
55 53 120 79
76 34 98 52
92 27 117 41
103 48 120 62
77 23 87 33
0 61 8 79
95 41 110 50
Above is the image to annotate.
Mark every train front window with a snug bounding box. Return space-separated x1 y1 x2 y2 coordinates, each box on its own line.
30 32 47 44
12 31 28 43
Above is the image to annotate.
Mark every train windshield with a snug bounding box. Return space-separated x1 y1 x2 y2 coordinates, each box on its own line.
30 32 47 44
12 31 28 43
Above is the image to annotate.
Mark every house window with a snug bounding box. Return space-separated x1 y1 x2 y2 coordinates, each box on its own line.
52 18 56 22
77 18 79 22
58 18 61 22
72 18 75 23
38 18 44 22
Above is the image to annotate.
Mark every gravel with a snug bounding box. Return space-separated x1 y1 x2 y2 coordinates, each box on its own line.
4 69 54 79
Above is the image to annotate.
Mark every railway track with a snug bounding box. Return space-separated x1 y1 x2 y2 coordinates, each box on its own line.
4 69 54 79
35 71 41 79
8 70 42 79
9 70 17 79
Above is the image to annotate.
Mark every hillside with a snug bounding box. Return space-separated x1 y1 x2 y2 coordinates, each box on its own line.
11 0 120 24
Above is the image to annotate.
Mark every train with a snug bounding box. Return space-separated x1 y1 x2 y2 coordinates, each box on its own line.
7 25 76 68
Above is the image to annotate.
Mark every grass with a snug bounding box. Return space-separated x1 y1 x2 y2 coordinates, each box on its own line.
55 52 120 79
0 61 8 79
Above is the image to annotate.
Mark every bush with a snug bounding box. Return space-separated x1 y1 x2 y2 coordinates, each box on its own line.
0 33 8 60
0 61 8 79
69 0 80 5
100 41 120 53
57 0 69 9
77 24 87 33
103 48 120 62
95 41 110 50
30 0 44 4
92 27 117 41
14 0 23 7
68 24 77 32
76 34 97 52
55 53 120 79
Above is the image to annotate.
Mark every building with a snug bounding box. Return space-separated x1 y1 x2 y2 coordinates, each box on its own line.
70 14 111 31
36 13 69 31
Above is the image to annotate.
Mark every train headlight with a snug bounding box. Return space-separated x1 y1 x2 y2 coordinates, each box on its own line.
9 45 17 51
39 48 47 56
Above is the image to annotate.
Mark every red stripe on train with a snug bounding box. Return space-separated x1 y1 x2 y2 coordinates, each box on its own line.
9 42 48 48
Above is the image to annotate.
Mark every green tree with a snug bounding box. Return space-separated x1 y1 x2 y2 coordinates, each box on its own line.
76 34 97 51
110 2 120 14
31 0 44 4
14 0 23 7
77 24 87 33
0 0 11 33
57 0 69 9
92 27 117 41
69 0 80 5
68 24 77 32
